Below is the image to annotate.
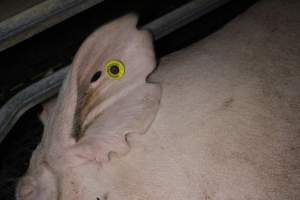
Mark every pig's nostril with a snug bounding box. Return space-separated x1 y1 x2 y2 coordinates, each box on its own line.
90 71 102 83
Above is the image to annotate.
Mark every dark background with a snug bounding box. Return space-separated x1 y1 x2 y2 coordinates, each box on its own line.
0 0 258 199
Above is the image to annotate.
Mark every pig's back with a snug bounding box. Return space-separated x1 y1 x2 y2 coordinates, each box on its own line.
97 0 300 199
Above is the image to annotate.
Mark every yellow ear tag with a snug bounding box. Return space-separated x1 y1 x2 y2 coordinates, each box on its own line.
105 59 125 80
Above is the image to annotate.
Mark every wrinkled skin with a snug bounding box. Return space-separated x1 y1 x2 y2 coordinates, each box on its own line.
17 0 300 199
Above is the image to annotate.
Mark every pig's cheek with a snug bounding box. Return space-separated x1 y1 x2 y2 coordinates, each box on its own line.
58 165 107 200
36 165 59 199
60 140 111 168
63 135 130 168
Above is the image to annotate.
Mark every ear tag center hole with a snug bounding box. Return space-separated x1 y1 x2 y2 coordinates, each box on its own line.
105 60 125 80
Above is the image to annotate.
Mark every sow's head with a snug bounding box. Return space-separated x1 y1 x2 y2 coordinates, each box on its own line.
16 14 161 200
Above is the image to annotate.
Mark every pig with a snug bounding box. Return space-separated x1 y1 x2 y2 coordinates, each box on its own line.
17 0 300 199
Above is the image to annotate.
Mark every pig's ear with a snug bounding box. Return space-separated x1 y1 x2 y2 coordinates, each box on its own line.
64 14 161 164
43 14 160 158
39 97 57 126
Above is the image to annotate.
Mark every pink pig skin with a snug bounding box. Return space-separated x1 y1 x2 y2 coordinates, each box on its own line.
17 0 300 199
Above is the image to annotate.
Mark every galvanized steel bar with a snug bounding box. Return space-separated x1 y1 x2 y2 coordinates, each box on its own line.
144 0 231 40
0 0 105 52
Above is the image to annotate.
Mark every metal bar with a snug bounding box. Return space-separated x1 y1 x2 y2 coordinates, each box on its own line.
0 67 68 142
0 0 105 52
144 0 231 40
0 0 231 143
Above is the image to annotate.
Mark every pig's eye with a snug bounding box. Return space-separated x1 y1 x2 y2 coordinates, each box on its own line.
105 59 125 80
90 70 102 83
